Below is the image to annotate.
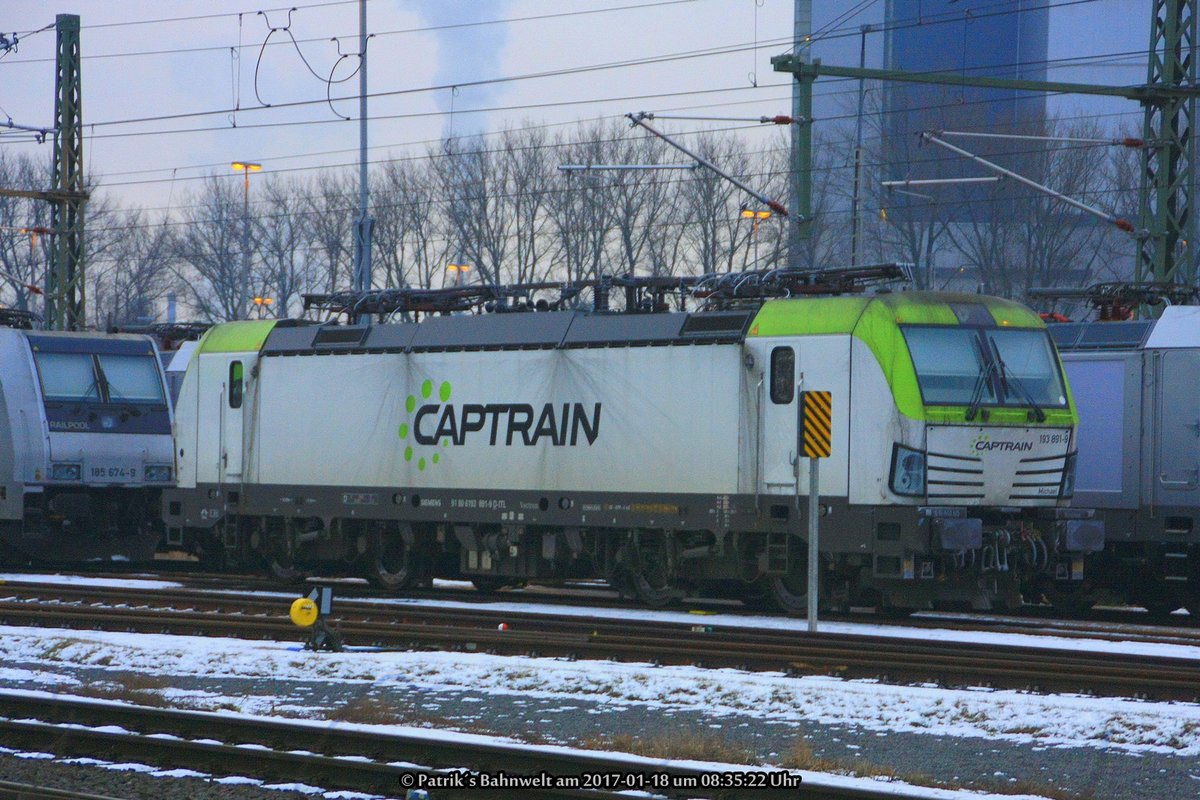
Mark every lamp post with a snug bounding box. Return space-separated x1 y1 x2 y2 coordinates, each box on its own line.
252 296 274 319
740 208 771 268
447 263 471 287
231 161 262 319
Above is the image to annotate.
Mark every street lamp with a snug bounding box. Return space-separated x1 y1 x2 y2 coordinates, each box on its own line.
740 208 771 268
252 296 274 318
231 161 262 319
446 263 471 287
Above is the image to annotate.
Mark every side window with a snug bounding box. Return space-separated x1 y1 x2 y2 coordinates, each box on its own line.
769 347 794 405
229 361 244 409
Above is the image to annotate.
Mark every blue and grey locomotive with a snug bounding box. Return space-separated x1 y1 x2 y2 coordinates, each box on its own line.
0 324 175 563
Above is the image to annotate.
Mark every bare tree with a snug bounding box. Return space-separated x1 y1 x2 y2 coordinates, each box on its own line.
1016 117 1120 297
435 136 513 288
545 125 618 284
255 176 314 318
172 175 248 321
608 127 686 276
0 152 53 316
499 125 553 284
306 171 355 294
677 132 746 274
89 210 176 328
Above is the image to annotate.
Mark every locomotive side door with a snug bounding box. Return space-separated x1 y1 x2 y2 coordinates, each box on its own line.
748 338 802 495
1153 349 1200 507
747 336 851 497
221 358 246 480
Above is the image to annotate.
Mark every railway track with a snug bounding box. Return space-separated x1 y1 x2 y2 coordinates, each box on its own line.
0 690 928 800
7 565 1200 641
1 581 1198 700
0 782 126 800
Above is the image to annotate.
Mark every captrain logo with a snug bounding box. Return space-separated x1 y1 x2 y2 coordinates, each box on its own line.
398 378 602 471
971 433 1033 453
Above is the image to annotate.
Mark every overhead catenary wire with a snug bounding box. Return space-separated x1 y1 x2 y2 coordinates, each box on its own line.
46 137 1138 240
2 41 1147 193
0 0 710 65
0 0 1142 241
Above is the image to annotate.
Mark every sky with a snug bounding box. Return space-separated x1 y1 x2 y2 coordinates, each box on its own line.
0 0 1148 217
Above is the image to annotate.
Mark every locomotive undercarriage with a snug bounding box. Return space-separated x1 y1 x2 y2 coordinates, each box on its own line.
0 487 162 564
166 485 1096 613
1078 541 1200 617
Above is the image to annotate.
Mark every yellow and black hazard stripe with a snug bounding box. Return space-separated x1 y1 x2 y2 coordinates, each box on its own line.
801 390 832 458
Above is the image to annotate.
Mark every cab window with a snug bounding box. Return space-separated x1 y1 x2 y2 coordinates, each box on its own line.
770 347 794 405
229 361 244 409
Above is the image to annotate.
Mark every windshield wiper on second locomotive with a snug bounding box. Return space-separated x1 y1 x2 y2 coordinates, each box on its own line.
965 337 997 422
989 335 1046 422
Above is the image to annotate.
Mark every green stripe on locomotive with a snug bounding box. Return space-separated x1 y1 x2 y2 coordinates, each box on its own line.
194 320 279 354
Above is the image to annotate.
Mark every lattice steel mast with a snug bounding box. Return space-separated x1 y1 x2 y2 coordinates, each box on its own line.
47 13 85 329
1138 0 1197 285
772 0 1200 287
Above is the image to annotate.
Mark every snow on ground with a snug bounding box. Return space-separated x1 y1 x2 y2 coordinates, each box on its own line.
2 624 1199 759
0 689 1057 800
0 745 384 799
0 572 184 590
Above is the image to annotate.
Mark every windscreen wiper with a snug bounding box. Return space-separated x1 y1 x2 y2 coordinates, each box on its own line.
965 337 995 422
989 335 1046 422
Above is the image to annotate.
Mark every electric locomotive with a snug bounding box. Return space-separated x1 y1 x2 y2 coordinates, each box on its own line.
1051 304 1200 616
164 267 1098 612
0 319 175 563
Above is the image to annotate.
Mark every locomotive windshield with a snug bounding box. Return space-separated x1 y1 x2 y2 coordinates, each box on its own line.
34 351 166 405
97 354 168 403
903 326 1067 409
35 352 103 403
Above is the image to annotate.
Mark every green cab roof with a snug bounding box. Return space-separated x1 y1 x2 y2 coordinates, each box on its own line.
747 292 1070 423
746 292 1044 337
194 320 278 354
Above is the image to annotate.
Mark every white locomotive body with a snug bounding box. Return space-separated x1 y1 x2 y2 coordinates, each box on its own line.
166 292 1096 610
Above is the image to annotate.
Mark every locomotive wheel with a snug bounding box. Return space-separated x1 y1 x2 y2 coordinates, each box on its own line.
626 535 678 607
368 533 416 591
767 573 810 615
268 554 306 584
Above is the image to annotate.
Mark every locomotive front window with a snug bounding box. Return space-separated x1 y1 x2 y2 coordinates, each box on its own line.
903 326 1068 409
97 354 166 404
903 327 994 406
988 329 1068 407
34 352 102 403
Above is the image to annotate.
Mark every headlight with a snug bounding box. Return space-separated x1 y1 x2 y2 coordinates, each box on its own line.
1059 452 1077 499
50 463 82 481
144 465 173 483
889 444 926 497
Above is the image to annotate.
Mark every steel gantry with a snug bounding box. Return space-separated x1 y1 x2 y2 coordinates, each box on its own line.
772 0 1200 287
1139 0 1197 286
47 13 85 330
